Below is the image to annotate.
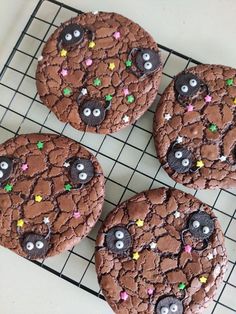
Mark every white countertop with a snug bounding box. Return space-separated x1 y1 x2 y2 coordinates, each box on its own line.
0 1 236 314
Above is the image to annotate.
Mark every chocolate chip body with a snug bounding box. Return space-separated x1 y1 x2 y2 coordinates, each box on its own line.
155 296 183 314
0 156 13 183
188 211 215 240
105 226 132 255
58 24 85 47
21 233 50 260
135 48 161 76
69 158 95 184
175 73 201 98
167 145 192 173
79 101 107 127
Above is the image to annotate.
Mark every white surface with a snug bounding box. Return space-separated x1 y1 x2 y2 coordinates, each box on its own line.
0 1 236 314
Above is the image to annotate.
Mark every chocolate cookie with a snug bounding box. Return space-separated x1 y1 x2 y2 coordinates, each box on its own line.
95 188 227 314
36 12 162 134
153 64 236 189
0 134 105 260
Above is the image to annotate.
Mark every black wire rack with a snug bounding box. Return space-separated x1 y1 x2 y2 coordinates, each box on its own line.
0 0 235 313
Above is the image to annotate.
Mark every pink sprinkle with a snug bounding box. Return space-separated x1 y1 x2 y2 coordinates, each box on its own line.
21 164 28 171
147 288 154 295
73 211 81 219
186 104 194 112
120 291 128 301
184 245 192 253
85 59 93 66
113 31 121 40
123 88 129 96
205 95 212 103
61 68 68 77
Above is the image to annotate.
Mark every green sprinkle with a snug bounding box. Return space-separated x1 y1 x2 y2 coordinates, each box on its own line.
93 78 102 87
178 282 186 290
209 123 218 133
4 184 13 192
226 78 234 86
105 94 113 101
127 95 135 104
64 183 72 191
125 60 132 68
37 141 44 150
63 87 73 97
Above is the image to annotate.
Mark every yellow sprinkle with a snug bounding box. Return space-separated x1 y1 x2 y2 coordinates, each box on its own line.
196 160 204 168
136 219 144 227
88 41 96 48
17 219 24 228
132 252 140 261
109 62 116 70
60 49 68 57
35 195 43 203
199 276 208 284
233 98 236 105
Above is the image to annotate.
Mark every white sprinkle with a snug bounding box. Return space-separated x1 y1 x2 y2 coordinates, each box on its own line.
207 253 214 260
38 55 43 61
177 136 183 143
174 211 181 219
123 115 130 123
81 88 88 96
43 217 50 224
63 162 70 168
164 113 171 121
150 242 157 250
219 155 227 162
93 11 99 15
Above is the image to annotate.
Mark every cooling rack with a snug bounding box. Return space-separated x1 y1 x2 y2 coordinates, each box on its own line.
0 0 235 313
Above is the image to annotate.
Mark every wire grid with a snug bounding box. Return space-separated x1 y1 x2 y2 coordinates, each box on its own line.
0 0 235 313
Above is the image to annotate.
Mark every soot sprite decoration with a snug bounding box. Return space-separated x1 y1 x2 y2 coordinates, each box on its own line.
69 158 95 185
79 100 110 127
155 296 184 314
21 233 50 260
105 226 132 255
167 144 192 173
0 156 13 184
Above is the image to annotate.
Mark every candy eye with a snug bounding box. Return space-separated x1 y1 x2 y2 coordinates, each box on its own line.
73 29 81 37
26 242 34 251
175 151 183 159
170 304 178 312
161 307 169 314
203 226 210 234
189 79 197 87
93 109 101 117
181 85 188 93
182 159 190 167
83 108 91 117
0 161 9 169
115 231 124 239
36 241 44 249
142 53 150 61
76 163 84 171
65 33 72 41
193 220 200 228
144 62 153 70
115 240 124 250
0 170 3 178
79 172 88 181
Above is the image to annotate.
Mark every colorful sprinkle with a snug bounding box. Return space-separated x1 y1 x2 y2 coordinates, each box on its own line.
123 88 130 96
196 160 204 168
208 123 218 133
199 276 208 284
17 219 24 228
60 49 68 57
93 78 102 87
127 95 135 104
177 136 183 143
4 184 13 192
186 104 194 112
184 245 192 253
164 113 172 121
85 59 93 66
205 95 212 103
147 288 154 296
207 253 214 260
61 68 68 77
233 98 236 105
178 282 186 290
120 291 128 301
150 242 157 250
125 60 132 68
219 155 227 162
73 211 81 219
88 41 96 49
43 217 50 224
226 78 234 86
174 211 180 219
109 62 116 70
35 195 43 203
123 115 129 123
113 31 121 40
21 164 28 171
105 94 113 102
136 219 144 227
37 141 44 150
63 87 73 97
132 252 140 260
64 183 72 191
81 88 88 96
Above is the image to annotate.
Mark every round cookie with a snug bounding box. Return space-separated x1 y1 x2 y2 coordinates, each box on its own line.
95 188 227 314
153 64 236 189
36 12 162 134
0 134 105 260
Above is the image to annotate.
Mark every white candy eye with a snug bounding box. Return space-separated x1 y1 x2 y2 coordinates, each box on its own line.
175 151 183 159
144 62 153 70
182 158 190 167
189 79 197 87
193 220 200 228
115 240 124 250
0 161 8 169
65 33 72 41
203 226 210 234
83 108 91 116
93 109 101 117
79 172 88 180
76 163 84 171
161 307 169 314
36 241 44 249
142 53 150 61
26 242 34 251
181 85 188 93
170 304 178 312
73 29 81 37
115 231 124 239
0 170 3 178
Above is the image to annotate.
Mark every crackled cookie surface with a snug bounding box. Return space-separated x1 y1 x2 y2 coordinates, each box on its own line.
95 188 227 314
36 12 162 134
153 64 236 189
0 134 105 260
